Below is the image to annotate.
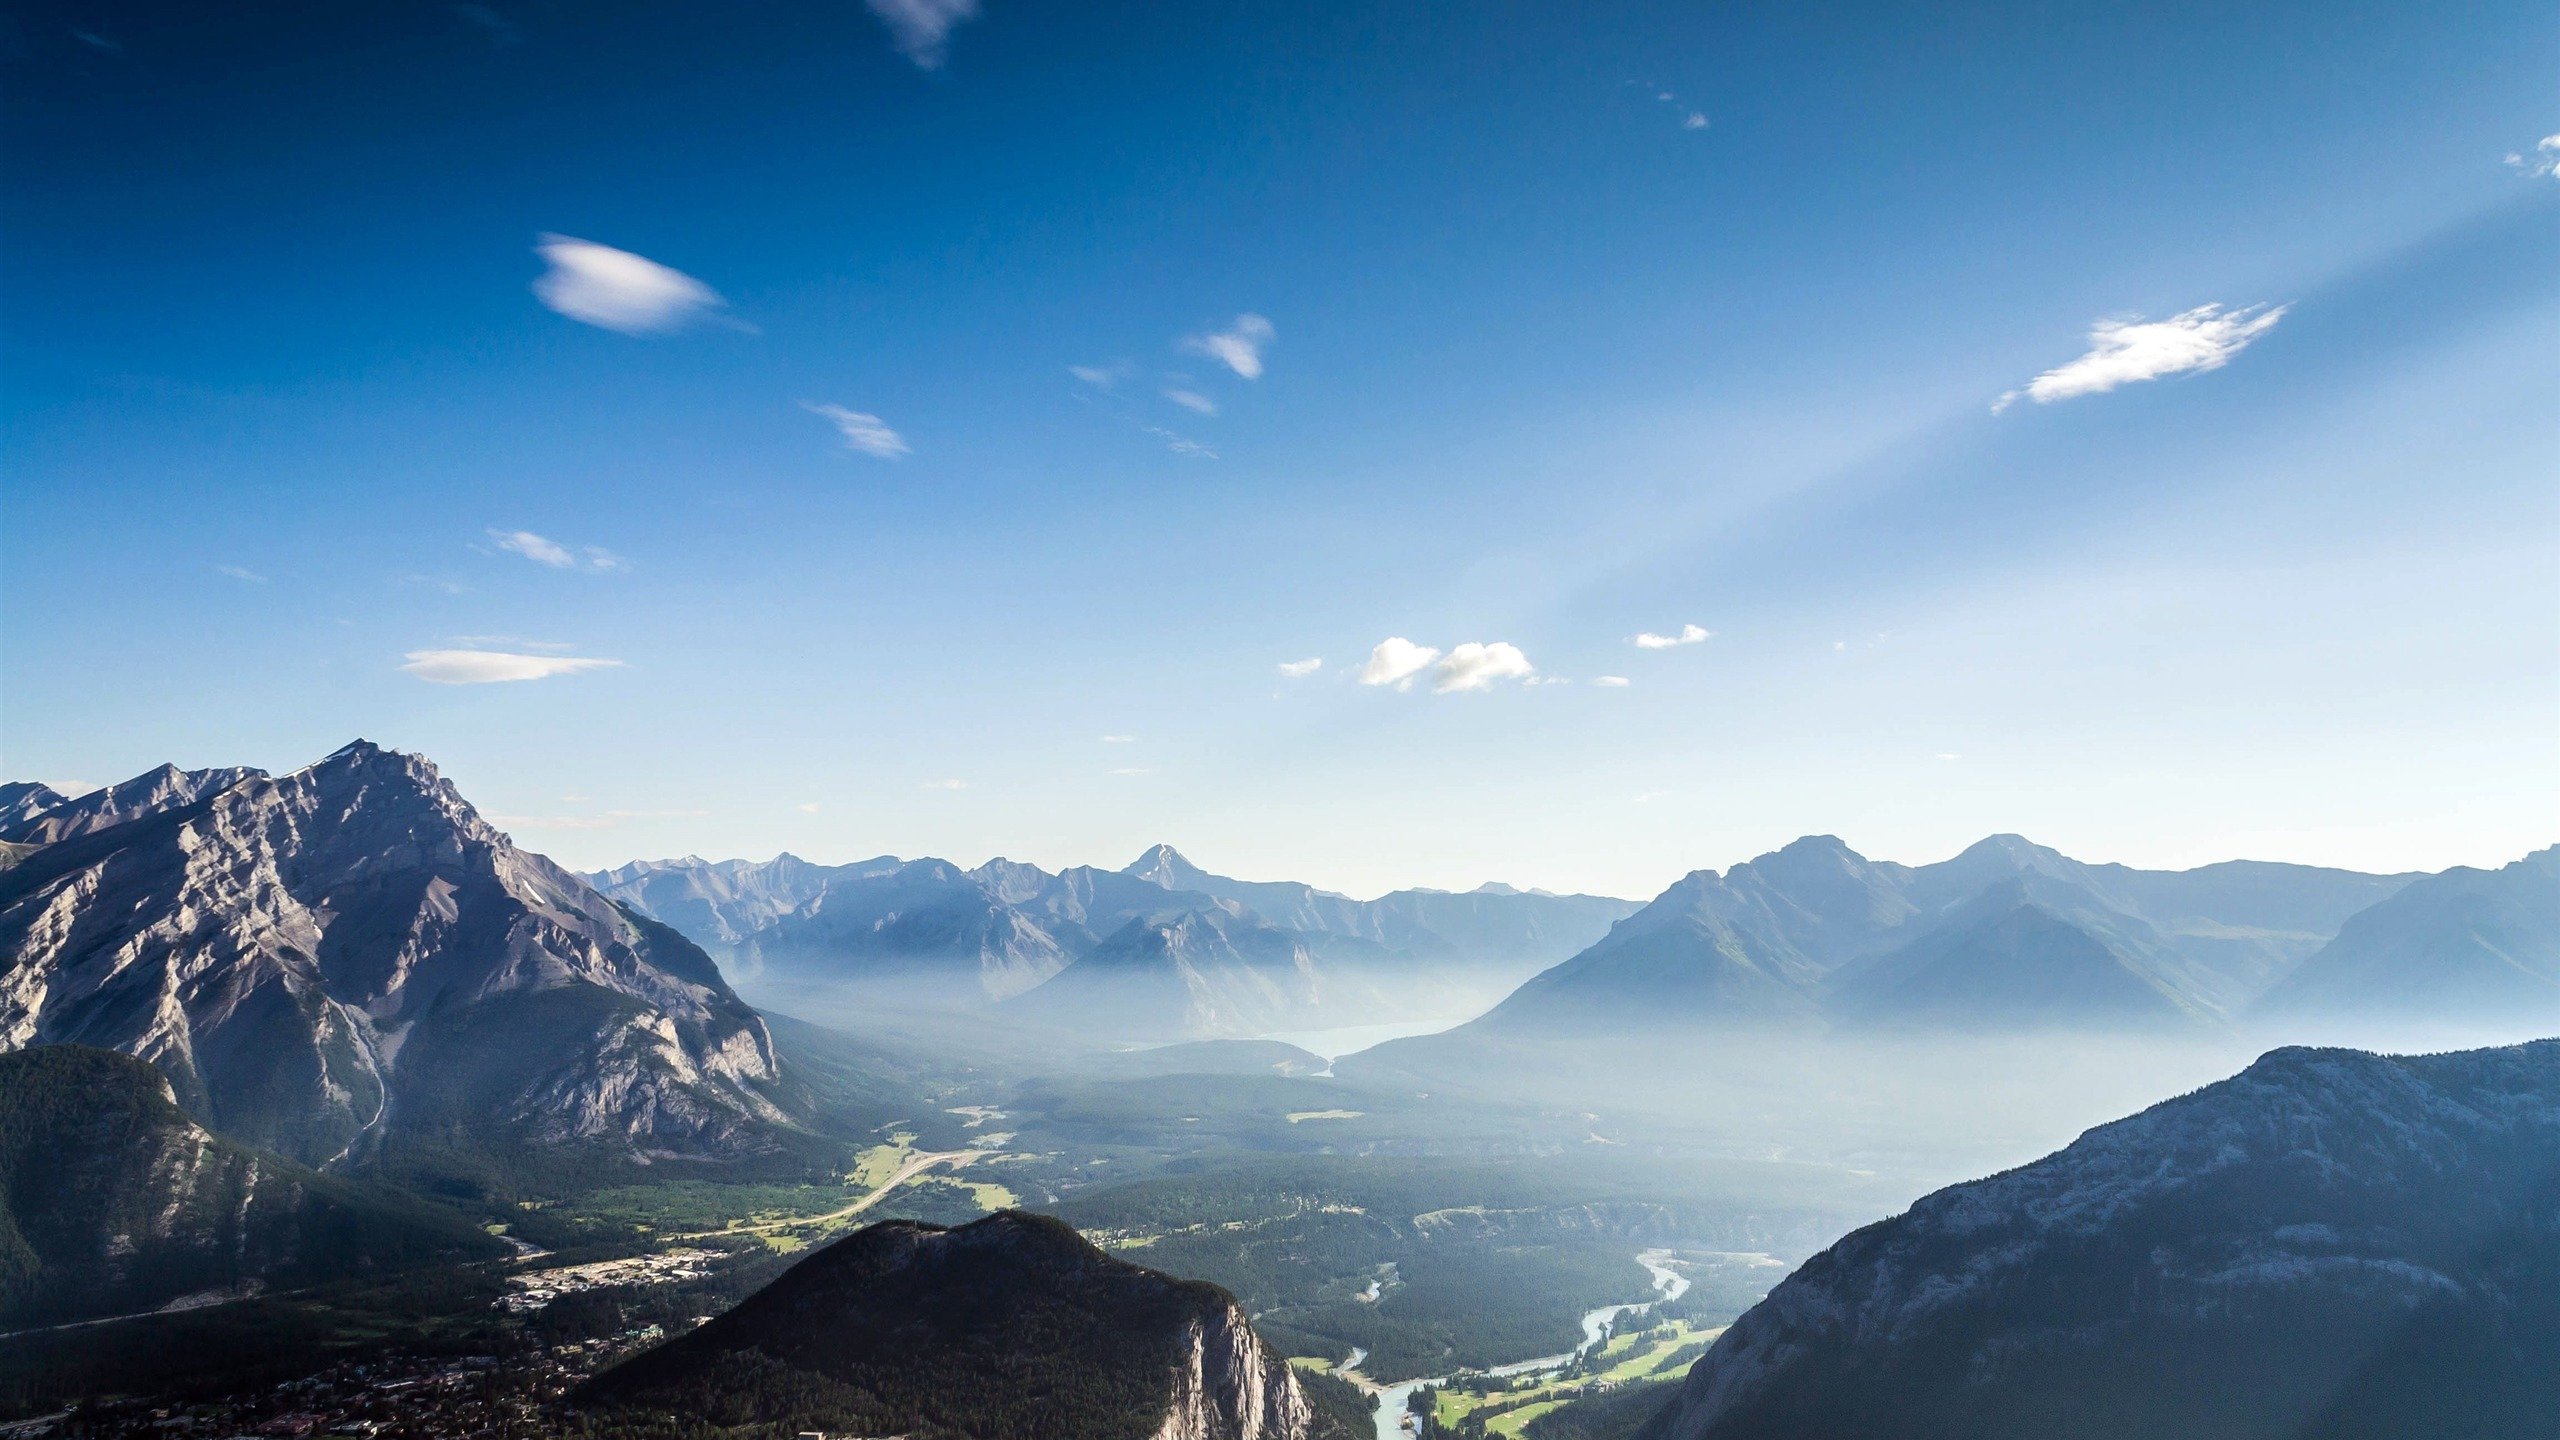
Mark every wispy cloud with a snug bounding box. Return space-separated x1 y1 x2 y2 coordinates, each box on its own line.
1184 314 1275 380
453 4 520 47
532 235 727 335
1432 642 1535 693
1109 767 1153 776
1592 675 1631 687
865 0 979 68
797 802 823 813
1995 302 2286 412
1101 734 1136 743
487 528 625 572
1162 386 1218 416
401 648 623 684
1278 657 1323 678
1143 426 1217 459
217 565 269 584
1631 623 1711 649
2505 134 2560 181
72 29 123 55
489 806 708 831
1070 361 1136 390
1935 752 1962 761
1358 638 1441 690
804 402 911 458
921 778 970 791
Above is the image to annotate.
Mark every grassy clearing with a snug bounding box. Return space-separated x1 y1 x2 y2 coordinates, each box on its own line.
1488 1399 1568 1437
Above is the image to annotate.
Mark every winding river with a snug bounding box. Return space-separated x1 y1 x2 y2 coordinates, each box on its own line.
1348 1250 1690 1440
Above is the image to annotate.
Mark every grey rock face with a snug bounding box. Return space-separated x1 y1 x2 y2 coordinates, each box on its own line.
1647 1039 2560 1440
0 741 787 1166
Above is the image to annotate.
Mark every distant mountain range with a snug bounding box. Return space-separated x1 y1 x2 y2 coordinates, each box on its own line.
1427 833 2555 1042
592 846 1638 1041
1643 1037 2560 1440
0 742 813 1176
0 1045 502 1327
582 1209 1363 1440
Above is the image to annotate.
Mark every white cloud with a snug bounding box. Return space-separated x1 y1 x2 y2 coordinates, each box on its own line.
1935 752 1962 761
1592 675 1631 687
1432 642 1536 693
1278 657 1323 678
489 528 574 568
217 565 268 583
1162 387 1219 416
1632 623 1711 649
1683 111 1708 129
921 778 969 790
532 235 725 334
2505 135 2560 180
1143 426 1217 459
866 0 979 68
1631 789 1671 804
1995 302 2286 411
1183 314 1275 380
1109 767 1153 776
804 402 910 458
1101 734 1136 743
1069 361 1135 389
487 529 624 572
797 802 823 812
1358 637 1441 689
401 649 622 684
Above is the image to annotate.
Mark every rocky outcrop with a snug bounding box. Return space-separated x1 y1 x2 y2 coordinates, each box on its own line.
0 741 791 1168
1645 1039 2560 1440
585 1209 1349 1440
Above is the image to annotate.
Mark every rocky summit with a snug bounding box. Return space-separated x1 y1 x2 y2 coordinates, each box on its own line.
0 741 794 1170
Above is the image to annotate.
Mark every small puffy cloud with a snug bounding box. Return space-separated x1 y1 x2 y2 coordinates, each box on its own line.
1109 767 1152 776
532 235 725 334
217 565 268 583
1995 303 2286 412
1632 623 1711 649
401 648 622 684
921 778 969 790
1935 752 1961 761
1278 657 1323 678
2505 135 2560 180
1101 734 1136 743
1683 111 1708 130
1358 637 1441 689
866 0 979 69
1592 675 1631 687
1432 641 1535 693
1162 387 1218 416
1184 314 1275 379
797 801 823 812
804 402 910 458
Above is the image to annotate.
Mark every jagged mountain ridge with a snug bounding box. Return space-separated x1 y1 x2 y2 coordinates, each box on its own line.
1454 833 2430 1039
2253 845 2559 1028
0 742 799 1169
584 1209 1356 1440
593 845 1640 1037
0 1044 503 1326
1644 1038 2560 1440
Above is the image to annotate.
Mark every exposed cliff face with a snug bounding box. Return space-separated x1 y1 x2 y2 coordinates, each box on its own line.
0 741 791 1168
585 1210 1348 1440
1646 1039 2560 1440
0 1044 501 1325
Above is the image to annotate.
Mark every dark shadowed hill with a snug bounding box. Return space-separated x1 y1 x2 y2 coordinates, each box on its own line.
0 1045 502 1327
584 1209 1363 1440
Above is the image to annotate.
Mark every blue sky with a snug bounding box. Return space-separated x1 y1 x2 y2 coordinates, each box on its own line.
5 0 2554 897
